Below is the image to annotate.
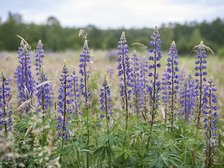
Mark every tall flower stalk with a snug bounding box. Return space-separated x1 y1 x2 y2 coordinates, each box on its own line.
0 71 12 136
132 51 143 116
194 41 212 135
117 31 132 166
72 68 80 117
117 31 132 131
166 41 179 130
161 67 169 126
14 40 35 114
36 68 53 119
203 80 218 168
57 63 73 143
180 75 195 123
79 37 91 168
35 40 44 78
148 26 162 130
99 79 113 133
140 57 150 121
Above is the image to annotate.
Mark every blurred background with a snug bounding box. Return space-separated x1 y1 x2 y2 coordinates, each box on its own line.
0 0 224 57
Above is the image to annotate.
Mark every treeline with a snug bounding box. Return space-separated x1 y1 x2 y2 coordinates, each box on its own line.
0 13 224 55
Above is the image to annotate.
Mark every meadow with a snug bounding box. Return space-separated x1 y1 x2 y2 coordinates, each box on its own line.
0 28 224 168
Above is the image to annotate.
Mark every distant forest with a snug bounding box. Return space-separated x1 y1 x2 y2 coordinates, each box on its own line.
0 12 224 56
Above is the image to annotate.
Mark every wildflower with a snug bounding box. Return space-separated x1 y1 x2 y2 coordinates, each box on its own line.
36 68 53 118
180 75 195 122
35 40 44 78
14 40 35 113
57 63 73 140
203 80 218 168
194 41 210 133
71 68 81 116
165 41 179 129
0 71 12 135
99 79 113 120
148 26 162 126
132 51 143 115
117 31 132 130
79 39 91 106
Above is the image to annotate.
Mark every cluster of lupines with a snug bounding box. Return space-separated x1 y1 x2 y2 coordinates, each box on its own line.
14 40 35 113
36 68 53 118
148 26 162 126
0 71 12 135
79 40 91 106
194 41 208 131
180 75 195 122
203 80 218 168
99 79 113 125
165 41 179 128
131 51 144 116
35 40 44 77
57 63 73 140
71 68 81 116
117 31 133 130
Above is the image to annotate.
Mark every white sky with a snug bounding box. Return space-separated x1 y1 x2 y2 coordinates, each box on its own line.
0 0 224 28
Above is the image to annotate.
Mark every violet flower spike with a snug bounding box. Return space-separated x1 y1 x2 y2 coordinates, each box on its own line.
35 40 44 78
148 26 162 127
14 40 35 113
0 71 12 135
36 68 53 118
57 63 73 140
203 80 218 168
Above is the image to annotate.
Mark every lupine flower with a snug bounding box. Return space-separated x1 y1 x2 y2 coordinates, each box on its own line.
99 79 113 120
14 40 35 113
132 50 143 115
36 68 53 118
180 75 195 122
194 41 211 132
140 57 150 121
148 26 162 125
79 39 91 106
57 63 73 140
161 67 169 125
0 71 12 135
117 31 133 130
72 68 81 116
203 80 218 168
165 41 179 129
35 40 44 78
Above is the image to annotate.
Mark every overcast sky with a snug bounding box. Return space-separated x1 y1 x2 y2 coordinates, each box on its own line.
0 0 224 28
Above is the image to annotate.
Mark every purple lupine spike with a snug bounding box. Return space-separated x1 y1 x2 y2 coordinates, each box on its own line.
140 57 150 121
35 40 44 78
57 63 73 140
165 41 179 129
0 71 12 135
72 68 81 116
132 50 143 116
194 41 210 134
79 39 91 106
14 40 35 113
117 31 133 130
148 26 162 127
161 67 169 126
180 75 195 123
203 80 218 168
36 68 53 118
99 79 113 120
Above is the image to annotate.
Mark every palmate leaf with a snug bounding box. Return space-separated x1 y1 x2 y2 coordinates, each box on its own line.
94 144 113 161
